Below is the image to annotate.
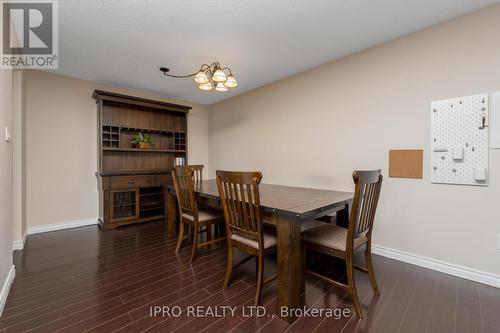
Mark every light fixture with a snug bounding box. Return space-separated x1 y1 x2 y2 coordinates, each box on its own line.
212 69 227 83
215 82 228 92
160 61 238 93
224 75 238 88
194 71 209 84
198 82 213 91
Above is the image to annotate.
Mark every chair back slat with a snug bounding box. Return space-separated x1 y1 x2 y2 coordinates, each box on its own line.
348 170 383 241
216 171 263 244
187 164 203 182
172 166 198 217
246 184 256 231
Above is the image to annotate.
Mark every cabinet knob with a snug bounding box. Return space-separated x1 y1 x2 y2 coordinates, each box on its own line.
128 180 136 184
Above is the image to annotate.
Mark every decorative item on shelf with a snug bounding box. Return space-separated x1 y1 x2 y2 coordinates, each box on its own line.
175 157 185 166
159 61 238 93
131 132 155 149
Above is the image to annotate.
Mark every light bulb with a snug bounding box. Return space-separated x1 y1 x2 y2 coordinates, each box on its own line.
224 75 238 88
215 82 228 92
199 82 213 91
212 69 227 82
194 71 209 84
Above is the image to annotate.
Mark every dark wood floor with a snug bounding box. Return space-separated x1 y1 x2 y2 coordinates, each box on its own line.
1 221 499 333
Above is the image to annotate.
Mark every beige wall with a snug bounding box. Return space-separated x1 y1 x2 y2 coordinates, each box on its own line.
12 70 26 245
209 5 500 276
25 70 209 228
0 65 14 298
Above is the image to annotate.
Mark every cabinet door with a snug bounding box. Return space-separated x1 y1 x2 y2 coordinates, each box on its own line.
110 190 139 223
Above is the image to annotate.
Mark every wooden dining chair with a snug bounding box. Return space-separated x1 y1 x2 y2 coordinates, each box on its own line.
187 164 222 239
216 170 277 305
172 166 225 263
301 170 383 318
186 164 203 182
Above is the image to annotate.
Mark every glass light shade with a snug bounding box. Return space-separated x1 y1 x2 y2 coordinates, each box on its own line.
215 82 228 92
198 82 213 91
224 75 238 88
212 69 227 82
194 71 209 84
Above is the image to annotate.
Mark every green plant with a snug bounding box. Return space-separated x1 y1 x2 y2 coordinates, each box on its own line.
131 132 155 145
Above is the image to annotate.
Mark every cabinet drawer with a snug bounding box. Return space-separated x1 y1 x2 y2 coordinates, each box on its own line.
151 174 172 186
108 176 151 190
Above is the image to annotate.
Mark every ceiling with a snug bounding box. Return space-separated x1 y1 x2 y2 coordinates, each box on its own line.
53 0 499 105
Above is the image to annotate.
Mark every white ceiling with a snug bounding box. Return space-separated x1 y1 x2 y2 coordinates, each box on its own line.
53 0 499 105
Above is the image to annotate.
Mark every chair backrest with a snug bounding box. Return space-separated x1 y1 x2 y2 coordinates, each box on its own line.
172 166 198 217
187 164 203 182
348 170 383 243
216 170 263 245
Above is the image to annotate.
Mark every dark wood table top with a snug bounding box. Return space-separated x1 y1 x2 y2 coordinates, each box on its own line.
169 179 353 220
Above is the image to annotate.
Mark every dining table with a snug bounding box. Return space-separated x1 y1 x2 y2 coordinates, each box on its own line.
166 179 353 322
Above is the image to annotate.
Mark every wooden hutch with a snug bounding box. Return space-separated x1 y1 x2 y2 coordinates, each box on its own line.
93 90 190 231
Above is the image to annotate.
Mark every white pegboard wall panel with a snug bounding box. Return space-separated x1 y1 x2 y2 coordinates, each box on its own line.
431 94 489 186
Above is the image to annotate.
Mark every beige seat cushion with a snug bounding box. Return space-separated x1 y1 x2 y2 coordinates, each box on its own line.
301 224 367 251
231 231 277 250
300 220 327 232
182 210 223 223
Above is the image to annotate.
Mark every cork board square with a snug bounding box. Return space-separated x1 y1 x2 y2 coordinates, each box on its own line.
389 150 423 179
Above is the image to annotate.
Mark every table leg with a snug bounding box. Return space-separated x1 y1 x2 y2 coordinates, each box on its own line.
277 215 302 323
166 191 177 239
336 201 351 228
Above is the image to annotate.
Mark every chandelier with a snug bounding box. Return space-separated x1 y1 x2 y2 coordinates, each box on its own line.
159 61 238 92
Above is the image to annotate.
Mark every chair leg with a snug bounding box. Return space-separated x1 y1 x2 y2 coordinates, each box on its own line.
255 257 259 281
190 224 199 263
175 221 185 254
255 254 264 306
365 245 380 295
207 225 212 242
346 256 362 319
216 222 224 239
223 245 234 289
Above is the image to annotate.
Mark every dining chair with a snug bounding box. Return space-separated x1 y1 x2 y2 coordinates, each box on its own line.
216 170 277 305
186 164 203 182
301 170 383 318
187 164 224 239
172 166 225 263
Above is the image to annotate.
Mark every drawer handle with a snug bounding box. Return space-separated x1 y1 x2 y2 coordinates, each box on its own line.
128 180 136 184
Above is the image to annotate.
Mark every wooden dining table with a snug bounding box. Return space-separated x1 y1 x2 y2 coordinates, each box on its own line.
166 179 353 322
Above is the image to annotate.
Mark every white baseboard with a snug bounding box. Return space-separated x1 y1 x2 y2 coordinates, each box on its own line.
27 218 98 235
0 266 15 317
372 244 500 289
12 240 23 251
12 233 27 251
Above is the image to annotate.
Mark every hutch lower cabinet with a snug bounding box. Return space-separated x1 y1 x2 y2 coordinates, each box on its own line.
93 90 190 231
